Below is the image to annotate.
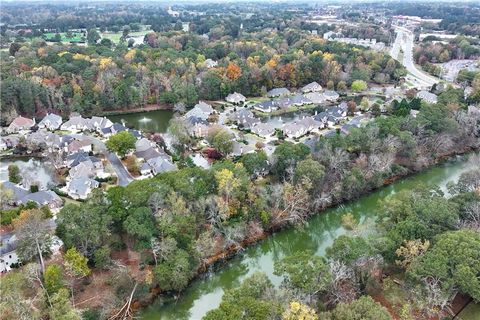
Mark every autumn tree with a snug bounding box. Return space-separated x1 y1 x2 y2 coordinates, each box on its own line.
106 131 136 158
13 209 53 273
226 63 242 81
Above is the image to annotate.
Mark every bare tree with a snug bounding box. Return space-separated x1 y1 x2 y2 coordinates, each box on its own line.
419 276 453 318
14 209 53 273
327 260 359 306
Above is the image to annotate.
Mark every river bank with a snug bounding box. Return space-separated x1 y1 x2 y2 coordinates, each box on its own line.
101 104 173 116
137 146 479 319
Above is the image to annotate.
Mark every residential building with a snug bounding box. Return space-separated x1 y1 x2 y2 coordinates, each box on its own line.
204 58 218 68
251 123 276 138
301 81 322 93
61 116 89 132
7 116 35 133
226 92 246 105
0 233 19 273
38 113 62 131
185 101 214 120
417 90 438 104
323 90 340 101
1 181 29 205
267 87 290 98
66 177 99 200
147 156 177 175
305 92 327 104
18 190 63 209
284 123 308 139
253 100 278 113
68 139 92 153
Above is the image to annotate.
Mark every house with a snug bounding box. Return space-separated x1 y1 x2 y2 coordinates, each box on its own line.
253 100 278 113
185 101 214 120
276 97 294 109
187 118 211 138
1 181 29 205
190 153 210 169
110 123 127 134
38 113 62 131
284 123 308 139
69 160 96 179
65 152 90 168
26 130 47 147
204 58 218 68
44 132 62 149
323 90 340 101
147 156 177 175
134 147 163 162
135 138 153 153
66 177 99 200
0 139 6 151
290 94 312 106
297 117 323 132
417 90 438 104
305 92 327 104
230 109 259 129
90 116 113 132
1 233 19 273
232 142 255 157
301 82 322 93
140 163 152 176
267 87 290 98
61 116 89 132
251 123 276 139
68 139 92 153
226 92 246 105
7 116 35 133
18 190 63 209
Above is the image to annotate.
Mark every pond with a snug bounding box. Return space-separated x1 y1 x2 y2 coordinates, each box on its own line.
140 155 477 320
0 157 58 190
107 110 174 133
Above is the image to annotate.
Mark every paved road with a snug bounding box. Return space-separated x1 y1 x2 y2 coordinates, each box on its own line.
72 134 134 186
390 26 439 89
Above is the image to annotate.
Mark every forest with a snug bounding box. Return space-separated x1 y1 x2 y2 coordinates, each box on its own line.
2 82 479 318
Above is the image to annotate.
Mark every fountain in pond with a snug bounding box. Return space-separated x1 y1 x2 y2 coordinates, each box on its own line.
139 117 152 123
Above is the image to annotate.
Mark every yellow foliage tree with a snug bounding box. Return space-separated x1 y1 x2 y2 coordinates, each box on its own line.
282 301 318 320
395 239 430 269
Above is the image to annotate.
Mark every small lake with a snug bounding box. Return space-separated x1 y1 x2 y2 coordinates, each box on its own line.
0 157 57 190
107 110 173 133
140 155 477 320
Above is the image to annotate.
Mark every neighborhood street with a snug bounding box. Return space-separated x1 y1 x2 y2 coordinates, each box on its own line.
391 26 439 89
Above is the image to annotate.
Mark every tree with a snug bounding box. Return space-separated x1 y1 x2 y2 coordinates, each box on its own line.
8 164 21 184
408 230 480 302
204 273 282 320
240 151 269 176
153 248 194 292
207 127 234 156
44 264 65 295
56 200 111 258
274 251 331 304
282 301 318 320
167 117 193 153
86 29 100 45
272 142 310 180
93 246 111 269
395 239 430 269
49 288 82 320
326 235 375 266
64 248 91 278
106 131 136 158
321 296 392 320
13 209 52 273
123 207 157 248
351 80 367 92
294 158 325 186
226 63 242 81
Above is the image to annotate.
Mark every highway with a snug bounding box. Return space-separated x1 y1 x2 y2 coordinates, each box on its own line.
390 26 439 89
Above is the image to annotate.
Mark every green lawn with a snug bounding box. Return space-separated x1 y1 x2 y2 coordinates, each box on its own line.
457 302 480 320
44 32 85 43
100 30 152 43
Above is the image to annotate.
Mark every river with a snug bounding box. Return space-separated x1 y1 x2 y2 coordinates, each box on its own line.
140 155 477 320
108 110 174 133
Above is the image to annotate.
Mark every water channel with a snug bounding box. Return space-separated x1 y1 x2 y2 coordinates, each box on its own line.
141 155 477 320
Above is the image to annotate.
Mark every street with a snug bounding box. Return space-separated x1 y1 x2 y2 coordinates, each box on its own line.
390 26 439 89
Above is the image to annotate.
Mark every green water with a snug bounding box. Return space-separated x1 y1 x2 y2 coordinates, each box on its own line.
141 155 477 320
108 110 173 133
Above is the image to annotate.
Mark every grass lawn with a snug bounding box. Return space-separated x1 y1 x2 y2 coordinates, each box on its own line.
457 302 480 320
100 30 152 43
44 32 85 43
